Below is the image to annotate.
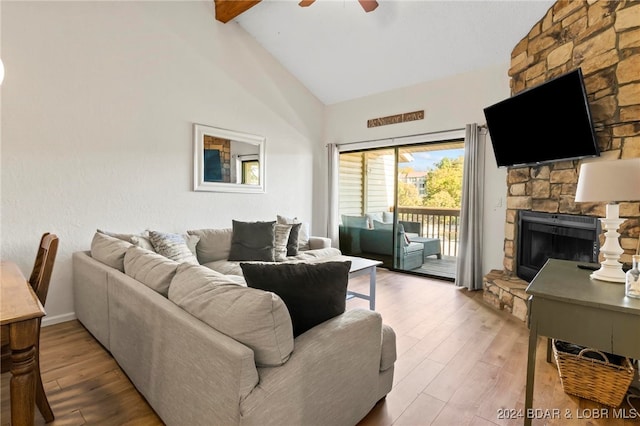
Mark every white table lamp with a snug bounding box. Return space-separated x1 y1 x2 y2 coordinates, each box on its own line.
575 158 640 283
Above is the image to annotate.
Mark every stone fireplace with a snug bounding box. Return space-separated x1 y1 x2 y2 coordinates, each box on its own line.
483 0 640 321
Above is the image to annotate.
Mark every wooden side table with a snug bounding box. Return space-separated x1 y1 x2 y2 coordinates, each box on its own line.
524 259 640 425
1 261 46 426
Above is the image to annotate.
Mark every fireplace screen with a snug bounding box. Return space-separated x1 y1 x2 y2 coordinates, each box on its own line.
517 211 600 281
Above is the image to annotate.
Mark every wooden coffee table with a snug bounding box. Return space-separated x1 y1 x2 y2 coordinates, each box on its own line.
339 256 382 310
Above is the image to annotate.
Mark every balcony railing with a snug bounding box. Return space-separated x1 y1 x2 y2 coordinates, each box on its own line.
396 206 461 257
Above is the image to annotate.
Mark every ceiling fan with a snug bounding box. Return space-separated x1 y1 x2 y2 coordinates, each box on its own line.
213 0 379 24
298 0 379 13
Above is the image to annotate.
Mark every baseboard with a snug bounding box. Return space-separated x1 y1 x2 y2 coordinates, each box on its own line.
42 312 76 327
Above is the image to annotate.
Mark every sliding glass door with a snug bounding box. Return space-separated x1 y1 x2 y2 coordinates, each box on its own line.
395 142 463 279
338 140 464 280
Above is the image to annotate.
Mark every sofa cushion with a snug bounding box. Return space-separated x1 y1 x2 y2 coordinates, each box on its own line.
277 215 310 251
201 247 342 276
91 232 133 272
274 224 292 262
168 263 294 367
123 246 180 297
289 247 342 261
187 228 233 264
228 220 276 262
241 261 351 337
149 231 199 265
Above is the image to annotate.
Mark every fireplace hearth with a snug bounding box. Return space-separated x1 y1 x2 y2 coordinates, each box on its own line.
517 211 600 282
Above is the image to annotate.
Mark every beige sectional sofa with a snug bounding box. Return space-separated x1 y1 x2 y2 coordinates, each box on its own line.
73 229 396 426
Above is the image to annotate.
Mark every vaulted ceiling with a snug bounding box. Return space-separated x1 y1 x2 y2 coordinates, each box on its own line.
216 0 555 105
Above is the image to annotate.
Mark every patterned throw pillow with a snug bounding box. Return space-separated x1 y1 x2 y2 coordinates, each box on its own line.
274 224 293 262
148 231 199 265
277 215 310 251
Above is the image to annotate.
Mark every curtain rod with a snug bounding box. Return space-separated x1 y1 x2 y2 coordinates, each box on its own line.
329 124 486 148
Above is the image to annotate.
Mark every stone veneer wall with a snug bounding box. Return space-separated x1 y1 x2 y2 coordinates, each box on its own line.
502 0 640 276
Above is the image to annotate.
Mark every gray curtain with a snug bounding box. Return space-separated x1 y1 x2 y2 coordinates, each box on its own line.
455 123 486 290
327 143 340 247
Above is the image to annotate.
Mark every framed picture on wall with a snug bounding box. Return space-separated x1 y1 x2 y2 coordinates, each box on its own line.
193 124 266 193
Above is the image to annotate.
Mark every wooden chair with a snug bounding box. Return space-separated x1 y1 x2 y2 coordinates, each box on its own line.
1 232 58 422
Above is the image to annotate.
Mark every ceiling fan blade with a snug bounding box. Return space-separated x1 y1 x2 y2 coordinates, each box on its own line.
299 0 315 7
358 0 378 12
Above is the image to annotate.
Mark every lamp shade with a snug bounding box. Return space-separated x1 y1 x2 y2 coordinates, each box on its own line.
575 158 640 202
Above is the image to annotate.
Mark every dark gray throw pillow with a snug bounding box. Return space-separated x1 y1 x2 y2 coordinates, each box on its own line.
228 220 276 262
241 261 352 337
286 222 302 256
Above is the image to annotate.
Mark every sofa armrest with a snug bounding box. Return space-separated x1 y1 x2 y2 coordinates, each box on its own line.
380 324 397 372
73 251 111 349
308 236 331 250
240 309 388 425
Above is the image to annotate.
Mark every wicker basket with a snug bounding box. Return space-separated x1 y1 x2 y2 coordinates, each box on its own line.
552 339 635 407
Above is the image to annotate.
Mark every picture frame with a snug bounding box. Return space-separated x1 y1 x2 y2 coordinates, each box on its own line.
193 124 265 193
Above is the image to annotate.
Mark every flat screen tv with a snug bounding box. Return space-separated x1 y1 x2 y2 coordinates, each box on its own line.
483 68 599 167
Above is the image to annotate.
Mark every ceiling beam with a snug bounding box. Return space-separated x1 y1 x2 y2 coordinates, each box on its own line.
214 0 262 23
358 0 378 13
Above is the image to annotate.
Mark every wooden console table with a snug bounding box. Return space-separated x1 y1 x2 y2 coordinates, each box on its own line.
1 261 46 426
525 259 640 425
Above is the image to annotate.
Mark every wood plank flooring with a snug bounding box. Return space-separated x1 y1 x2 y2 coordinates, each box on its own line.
2 269 639 425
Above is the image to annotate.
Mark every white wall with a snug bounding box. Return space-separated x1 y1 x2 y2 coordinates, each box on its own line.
322 63 511 275
1 1 324 324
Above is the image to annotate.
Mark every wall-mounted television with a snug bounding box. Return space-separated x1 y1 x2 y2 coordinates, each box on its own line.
483 68 599 168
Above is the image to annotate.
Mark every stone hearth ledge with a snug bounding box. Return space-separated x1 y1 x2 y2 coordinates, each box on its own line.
483 270 529 322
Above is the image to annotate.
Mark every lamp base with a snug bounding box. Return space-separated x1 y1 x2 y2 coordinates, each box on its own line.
591 204 626 284
590 265 626 283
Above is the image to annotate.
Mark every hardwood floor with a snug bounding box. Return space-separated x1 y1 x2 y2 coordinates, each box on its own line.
2 269 638 425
